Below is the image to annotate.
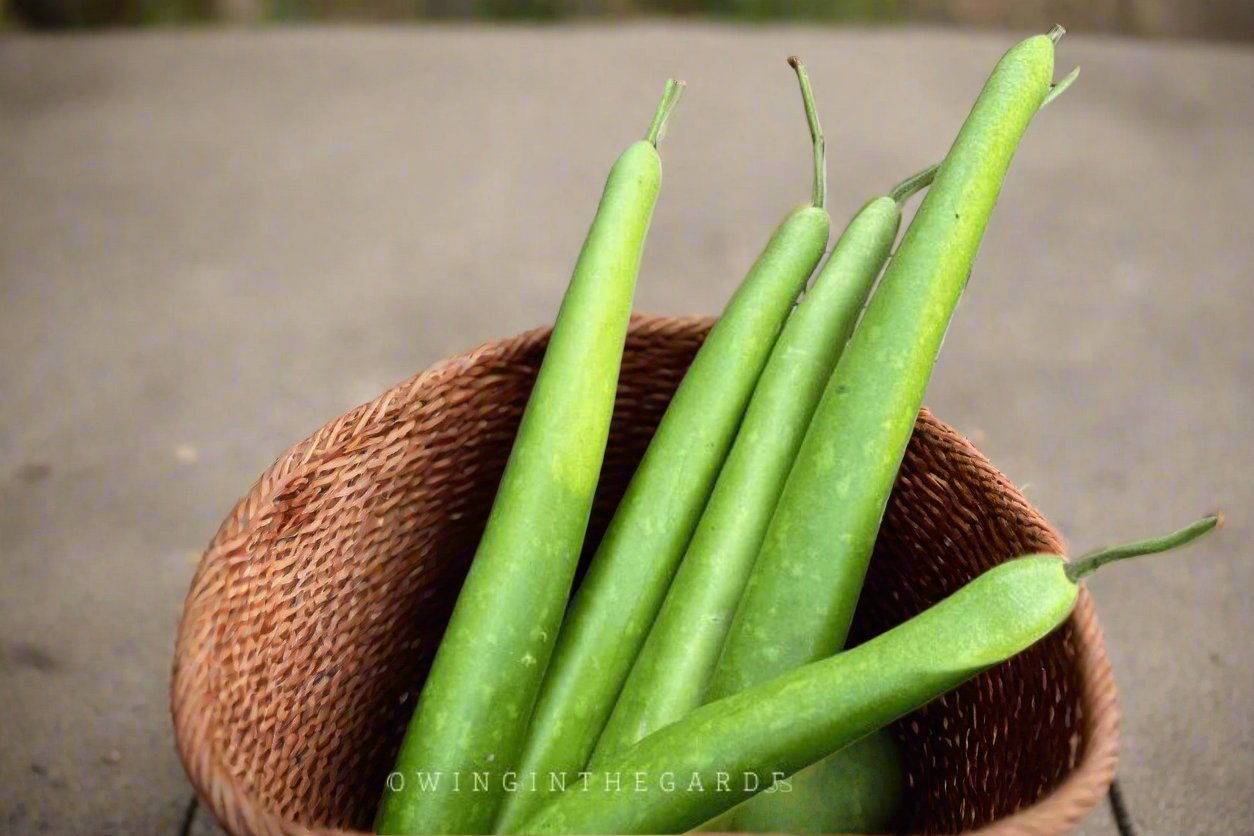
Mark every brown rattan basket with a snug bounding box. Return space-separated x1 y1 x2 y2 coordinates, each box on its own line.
172 314 1120 836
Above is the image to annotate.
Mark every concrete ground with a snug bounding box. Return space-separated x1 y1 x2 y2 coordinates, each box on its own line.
1 23 1251 836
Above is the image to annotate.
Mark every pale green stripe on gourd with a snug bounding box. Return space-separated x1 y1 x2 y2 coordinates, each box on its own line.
374 80 683 836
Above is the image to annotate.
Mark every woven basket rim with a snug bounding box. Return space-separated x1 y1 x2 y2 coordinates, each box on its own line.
171 313 1120 836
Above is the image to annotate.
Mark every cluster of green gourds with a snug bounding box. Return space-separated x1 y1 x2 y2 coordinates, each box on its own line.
374 26 1219 836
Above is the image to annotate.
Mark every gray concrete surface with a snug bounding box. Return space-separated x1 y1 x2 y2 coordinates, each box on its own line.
1 24 1251 836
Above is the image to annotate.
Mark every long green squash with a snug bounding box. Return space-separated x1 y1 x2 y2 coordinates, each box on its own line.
375 80 683 835
517 516 1218 835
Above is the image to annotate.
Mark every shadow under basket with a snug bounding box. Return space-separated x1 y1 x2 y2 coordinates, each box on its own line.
172 315 1120 836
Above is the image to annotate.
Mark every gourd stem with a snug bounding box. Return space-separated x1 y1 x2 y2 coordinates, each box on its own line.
788 56 826 209
889 163 940 206
646 79 685 148
1041 66 1081 109
1066 514 1221 581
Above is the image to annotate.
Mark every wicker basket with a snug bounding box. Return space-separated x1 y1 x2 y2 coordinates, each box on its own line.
172 314 1120 836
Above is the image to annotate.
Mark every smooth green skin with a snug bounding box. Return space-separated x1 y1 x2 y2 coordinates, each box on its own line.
515 556 1078 835
718 729 902 834
494 206 830 834
375 140 661 835
588 197 899 770
708 34 1056 705
726 731 905 834
695 732 904 834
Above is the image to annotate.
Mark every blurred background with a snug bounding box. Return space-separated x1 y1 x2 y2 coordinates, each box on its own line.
3 1 1252 835
3 0 1254 39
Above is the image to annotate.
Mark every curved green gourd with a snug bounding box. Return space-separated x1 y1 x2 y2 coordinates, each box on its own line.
520 558 1079 835
517 516 1218 835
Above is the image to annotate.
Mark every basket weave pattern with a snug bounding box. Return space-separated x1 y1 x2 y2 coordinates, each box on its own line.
172 314 1119 836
